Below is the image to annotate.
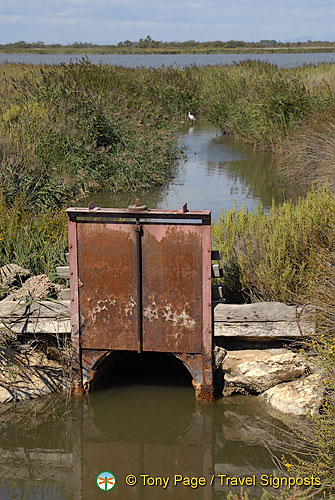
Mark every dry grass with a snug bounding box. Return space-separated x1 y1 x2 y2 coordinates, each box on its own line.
278 121 335 190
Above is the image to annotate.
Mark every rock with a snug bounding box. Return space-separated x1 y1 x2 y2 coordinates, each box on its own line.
221 348 308 395
260 374 324 416
0 264 31 289
0 349 70 403
4 274 61 301
214 345 226 369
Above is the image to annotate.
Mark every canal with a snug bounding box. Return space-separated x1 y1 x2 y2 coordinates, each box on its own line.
83 120 301 218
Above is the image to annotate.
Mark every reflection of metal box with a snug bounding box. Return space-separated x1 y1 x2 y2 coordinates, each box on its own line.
67 204 213 402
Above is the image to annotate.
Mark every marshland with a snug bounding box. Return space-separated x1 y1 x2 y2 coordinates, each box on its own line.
0 59 334 499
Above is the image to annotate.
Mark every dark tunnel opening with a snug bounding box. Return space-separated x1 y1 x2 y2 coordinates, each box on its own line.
91 351 194 391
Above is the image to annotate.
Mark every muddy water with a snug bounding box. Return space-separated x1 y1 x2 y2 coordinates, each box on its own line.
83 121 301 218
0 370 306 500
1 124 305 500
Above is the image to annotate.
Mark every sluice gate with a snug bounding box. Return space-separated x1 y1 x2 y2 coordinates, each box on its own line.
67 202 214 401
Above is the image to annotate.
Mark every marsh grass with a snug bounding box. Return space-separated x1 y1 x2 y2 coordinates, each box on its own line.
199 61 333 148
212 187 335 303
0 192 67 278
278 119 335 190
0 62 181 209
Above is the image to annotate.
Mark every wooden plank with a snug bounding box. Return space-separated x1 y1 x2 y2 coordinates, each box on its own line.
211 263 223 278
56 266 70 279
0 317 313 338
214 321 314 339
211 250 221 261
212 285 224 300
213 302 312 322
0 300 70 318
59 288 71 300
0 300 314 340
0 318 71 334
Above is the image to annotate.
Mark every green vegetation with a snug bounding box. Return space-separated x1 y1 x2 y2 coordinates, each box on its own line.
211 187 335 303
1 60 334 211
0 192 68 279
200 62 335 189
0 62 180 209
1 37 334 54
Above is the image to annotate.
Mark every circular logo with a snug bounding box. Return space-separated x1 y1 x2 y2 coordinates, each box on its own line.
96 471 116 491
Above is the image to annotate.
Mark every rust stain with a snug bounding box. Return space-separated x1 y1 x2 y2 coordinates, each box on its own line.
142 225 203 353
77 223 138 351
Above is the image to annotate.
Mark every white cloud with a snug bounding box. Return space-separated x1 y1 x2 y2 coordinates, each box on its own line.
47 17 77 26
0 14 25 23
186 2 202 8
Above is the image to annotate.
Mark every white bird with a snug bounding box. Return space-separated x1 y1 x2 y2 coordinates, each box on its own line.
188 111 196 122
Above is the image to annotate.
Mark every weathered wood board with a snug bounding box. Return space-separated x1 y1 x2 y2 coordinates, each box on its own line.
0 300 71 334
0 300 314 340
214 302 314 340
214 302 312 322
56 266 70 279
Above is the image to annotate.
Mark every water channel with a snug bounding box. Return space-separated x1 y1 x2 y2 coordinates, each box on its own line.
1 123 306 500
83 121 301 218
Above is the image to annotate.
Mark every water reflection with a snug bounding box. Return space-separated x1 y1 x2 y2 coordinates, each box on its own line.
0 386 311 500
82 122 302 220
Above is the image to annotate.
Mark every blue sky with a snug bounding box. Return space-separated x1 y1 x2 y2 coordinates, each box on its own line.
0 0 334 44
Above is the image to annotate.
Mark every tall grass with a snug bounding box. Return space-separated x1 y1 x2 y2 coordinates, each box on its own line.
212 186 335 303
0 192 67 279
0 62 181 209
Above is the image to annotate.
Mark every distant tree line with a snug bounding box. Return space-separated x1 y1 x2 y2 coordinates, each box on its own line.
1 37 334 50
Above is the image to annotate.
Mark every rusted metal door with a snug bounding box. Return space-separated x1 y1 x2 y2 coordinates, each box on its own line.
67 204 213 401
142 224 204 353
77 222 139 351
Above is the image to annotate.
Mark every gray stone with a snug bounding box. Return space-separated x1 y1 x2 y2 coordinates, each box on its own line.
260 374 324 416
213 345 226 369
221 348 308 394
0 264 31 289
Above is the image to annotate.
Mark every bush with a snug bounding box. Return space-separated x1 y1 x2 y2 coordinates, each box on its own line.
211 187 335 302
0 192 68 279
